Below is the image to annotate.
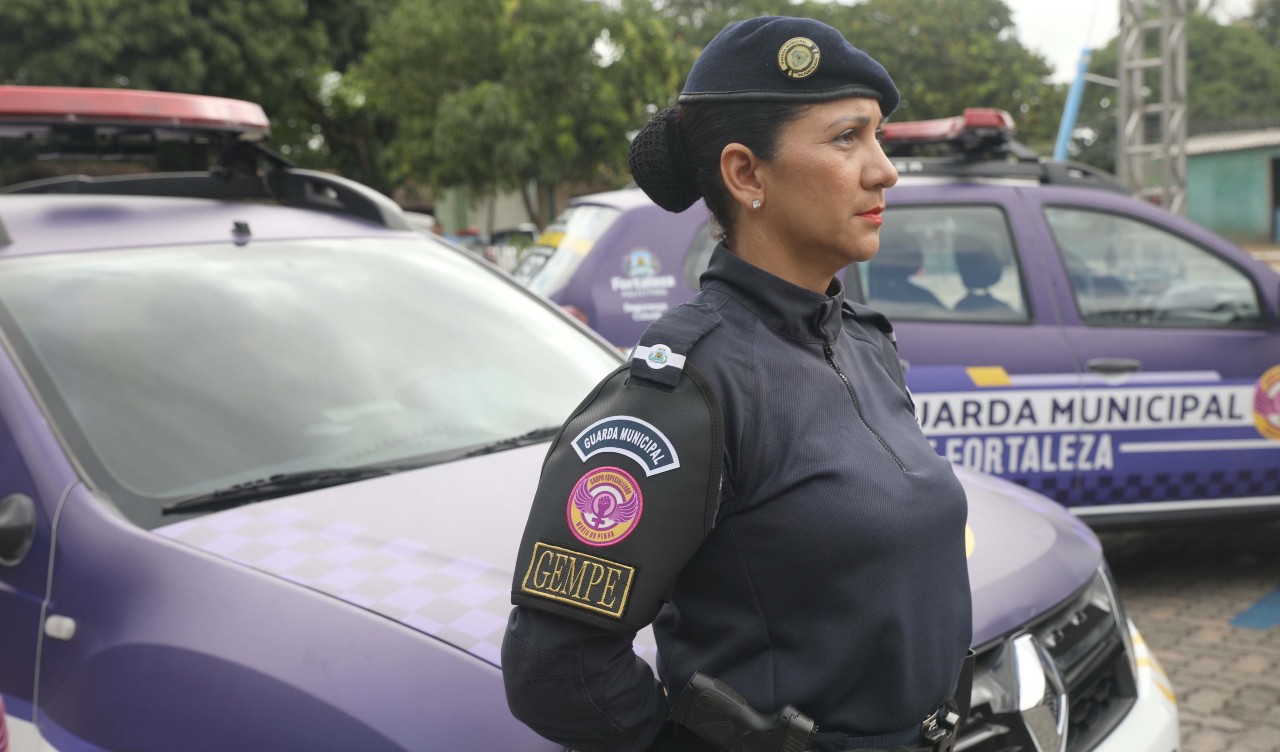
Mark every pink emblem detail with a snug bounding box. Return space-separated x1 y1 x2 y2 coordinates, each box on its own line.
566 466 643 547
1254 365 1280 440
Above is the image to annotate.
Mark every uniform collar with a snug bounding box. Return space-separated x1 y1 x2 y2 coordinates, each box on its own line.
700 243 845 343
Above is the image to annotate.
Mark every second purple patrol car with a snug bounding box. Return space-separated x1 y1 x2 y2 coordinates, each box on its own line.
515 108 1280 528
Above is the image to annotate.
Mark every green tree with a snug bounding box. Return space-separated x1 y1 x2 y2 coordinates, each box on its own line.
1253 0 1280 46
607 0 698 121
0 0 323 104
1188 11 1280 124
0 0 397 189
653 0 812 46
269 0 400 190
826 0 1064 151
353 0 506 194
501 0 627 206
360 0 692 225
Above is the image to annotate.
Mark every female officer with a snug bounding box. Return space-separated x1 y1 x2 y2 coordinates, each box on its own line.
503 16 972 752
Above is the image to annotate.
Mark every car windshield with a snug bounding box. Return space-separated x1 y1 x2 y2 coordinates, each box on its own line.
515 204 620 295
0 236 619 528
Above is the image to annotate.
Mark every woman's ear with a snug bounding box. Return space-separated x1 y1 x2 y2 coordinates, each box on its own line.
720 142 764 212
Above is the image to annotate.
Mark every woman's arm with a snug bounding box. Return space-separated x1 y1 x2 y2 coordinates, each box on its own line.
502 606 669 752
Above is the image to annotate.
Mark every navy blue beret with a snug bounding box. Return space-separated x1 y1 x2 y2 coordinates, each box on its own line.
679 16 900 116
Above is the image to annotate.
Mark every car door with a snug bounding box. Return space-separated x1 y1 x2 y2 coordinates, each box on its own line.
0 344 72 745
848 186 1082 506
1028 187 1280 523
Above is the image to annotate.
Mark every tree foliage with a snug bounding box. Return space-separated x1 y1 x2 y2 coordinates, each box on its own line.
30 0 1277 215
0 0 398 187
1250 0 1280 46
829 0 1063 151
359 0 696 223
0 0 323 102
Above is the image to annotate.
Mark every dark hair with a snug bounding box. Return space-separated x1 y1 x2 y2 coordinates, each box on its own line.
628 101 807 245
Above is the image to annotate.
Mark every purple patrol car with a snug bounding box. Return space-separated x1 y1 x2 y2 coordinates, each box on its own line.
514 108 1280 528
0 89 1176 751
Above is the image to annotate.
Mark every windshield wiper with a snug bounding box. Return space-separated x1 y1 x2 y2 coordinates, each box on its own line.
161 466 397 515
463 426 561 458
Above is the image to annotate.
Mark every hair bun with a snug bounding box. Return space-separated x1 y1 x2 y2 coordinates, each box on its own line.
628 107 701 213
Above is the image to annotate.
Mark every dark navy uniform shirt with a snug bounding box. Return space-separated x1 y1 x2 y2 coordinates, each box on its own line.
504 245 972 752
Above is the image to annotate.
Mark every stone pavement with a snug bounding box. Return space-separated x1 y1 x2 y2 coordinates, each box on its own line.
1098 518 1280 752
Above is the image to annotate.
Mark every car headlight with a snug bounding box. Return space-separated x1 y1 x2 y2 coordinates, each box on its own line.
1095 563 1137 676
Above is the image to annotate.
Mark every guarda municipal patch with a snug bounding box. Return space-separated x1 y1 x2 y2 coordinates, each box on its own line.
572 415 681 476
520 542 635 619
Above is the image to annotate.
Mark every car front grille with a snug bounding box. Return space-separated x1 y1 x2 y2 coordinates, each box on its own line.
957 575 1137 752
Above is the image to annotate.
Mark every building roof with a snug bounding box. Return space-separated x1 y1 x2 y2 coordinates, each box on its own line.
1186 128 1280 156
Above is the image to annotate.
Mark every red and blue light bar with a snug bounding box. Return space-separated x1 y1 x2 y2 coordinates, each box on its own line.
0 86 270 139
882 108 1015 147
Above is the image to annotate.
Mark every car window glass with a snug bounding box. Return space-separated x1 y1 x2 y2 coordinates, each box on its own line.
0 237 620 527
523 204 621 296
511 248 551 283
855 205 1028 322
1043 207 1264 328
683 220 719 290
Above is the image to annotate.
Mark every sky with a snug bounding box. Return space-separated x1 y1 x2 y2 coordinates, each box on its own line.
1005 0 1256 83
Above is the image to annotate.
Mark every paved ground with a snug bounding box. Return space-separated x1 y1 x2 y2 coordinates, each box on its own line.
1098 518 1280 752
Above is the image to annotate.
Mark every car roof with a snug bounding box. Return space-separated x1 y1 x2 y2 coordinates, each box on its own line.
0 194 417 258
567 188 660 211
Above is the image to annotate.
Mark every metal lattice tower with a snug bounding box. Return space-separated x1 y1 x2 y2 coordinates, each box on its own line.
1117 0 1188 214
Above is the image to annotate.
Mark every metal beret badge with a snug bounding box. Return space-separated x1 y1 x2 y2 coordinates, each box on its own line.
778 37 820 79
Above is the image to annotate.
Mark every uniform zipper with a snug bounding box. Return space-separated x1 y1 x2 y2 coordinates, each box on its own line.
823 342 906 472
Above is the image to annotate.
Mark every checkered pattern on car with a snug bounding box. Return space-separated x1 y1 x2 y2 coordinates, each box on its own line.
1011 467 1280 507
156 504 660 667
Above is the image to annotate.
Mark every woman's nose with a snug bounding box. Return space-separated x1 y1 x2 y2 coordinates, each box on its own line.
867 145 899 190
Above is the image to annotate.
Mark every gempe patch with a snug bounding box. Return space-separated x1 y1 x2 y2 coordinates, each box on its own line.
572 415 681 476
1254 365 1280 440
520 542 635 619
567 466 643 547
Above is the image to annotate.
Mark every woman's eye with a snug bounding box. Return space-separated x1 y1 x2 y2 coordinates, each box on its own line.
874 129 885 143
835 129 857 143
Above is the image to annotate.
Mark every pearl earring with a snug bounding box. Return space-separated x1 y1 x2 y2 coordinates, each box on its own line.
751 198 762 209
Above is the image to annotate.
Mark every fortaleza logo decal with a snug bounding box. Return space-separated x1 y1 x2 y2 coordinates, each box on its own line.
623 248 659 277
572 415 681 476
1255 365 1280 440
567 467 643 547
611 247 676 299
647 344 671 367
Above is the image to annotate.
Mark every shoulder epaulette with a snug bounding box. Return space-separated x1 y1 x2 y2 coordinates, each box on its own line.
629 302 722 387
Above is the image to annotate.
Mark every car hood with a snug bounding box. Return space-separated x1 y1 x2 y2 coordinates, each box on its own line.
952 465 1102 646
156 447 1100 664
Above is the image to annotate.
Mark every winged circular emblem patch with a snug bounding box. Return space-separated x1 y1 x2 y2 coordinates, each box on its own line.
567 467 643 547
